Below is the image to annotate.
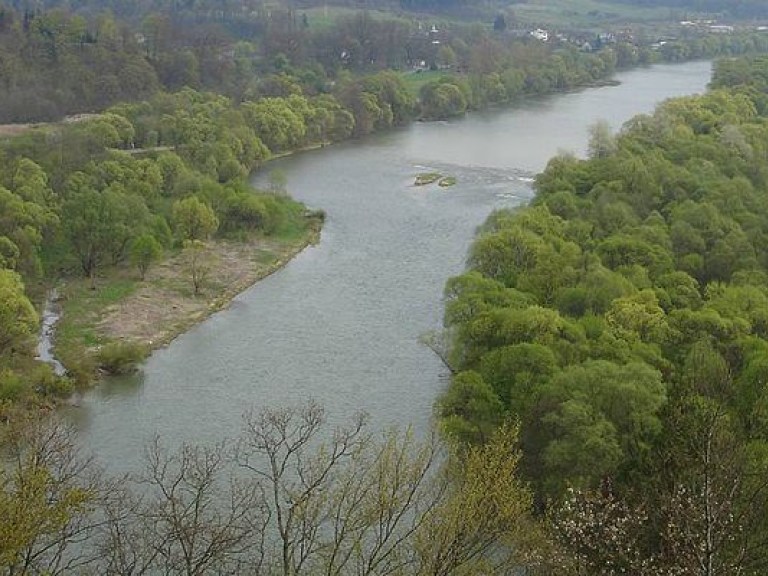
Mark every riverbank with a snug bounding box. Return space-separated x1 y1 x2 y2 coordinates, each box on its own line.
29 57 715 394
54 216 322 384
69 60 715 474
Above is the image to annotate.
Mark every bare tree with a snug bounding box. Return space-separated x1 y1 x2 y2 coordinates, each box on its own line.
237 401 445 575
3 404 538 576
0 416 109 576
97 437 267 576
237 403 535 576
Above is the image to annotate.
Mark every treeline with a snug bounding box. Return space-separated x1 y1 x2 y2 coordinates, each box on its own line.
0 86 348 403
419 43 619 120
3 0 768 123
440 54 768 572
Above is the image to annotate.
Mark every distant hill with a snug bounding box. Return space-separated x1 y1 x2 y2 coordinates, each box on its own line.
605 0 768 19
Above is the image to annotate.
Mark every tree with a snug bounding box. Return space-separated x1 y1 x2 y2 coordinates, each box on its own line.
235 402 537 575
0 185 54 280
587 119 617 159
182 239 214 296
130 234 162 280
0 416 105 575
416 421 537 575
62 184 147 284
89 402 538 575
243 98 307 152
647 344 768 575
420 81 468 120
99 437 263 576
439 370 504 444
0 269 38 358
538 360 666 494
493 13 507 33
542 488 651 575
172 196 219 242
436 45 457 69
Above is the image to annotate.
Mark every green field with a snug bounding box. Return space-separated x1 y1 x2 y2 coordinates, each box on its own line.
400 69 448 97
507 0 680 30
301 5 413 30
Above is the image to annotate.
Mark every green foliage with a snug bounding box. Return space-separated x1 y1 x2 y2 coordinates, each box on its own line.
0 269 38 359
437 54 768 571
182 239 215 296
439 370 504 443
420 80 468 120
0 370 26 401
96 341 149 375
61 180 151 279
243 97 307 152
172 196 219 242
130 234 163 280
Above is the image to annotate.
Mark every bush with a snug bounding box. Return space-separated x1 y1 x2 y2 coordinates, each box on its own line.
97 341 149 375
31 364 74 397
307 208 326 222
0 370 27 401
59 348 98 387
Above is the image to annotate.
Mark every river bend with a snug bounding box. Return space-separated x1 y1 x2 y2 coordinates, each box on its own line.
70 61 713 474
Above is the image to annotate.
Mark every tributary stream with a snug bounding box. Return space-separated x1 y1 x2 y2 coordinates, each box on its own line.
69 61 713 474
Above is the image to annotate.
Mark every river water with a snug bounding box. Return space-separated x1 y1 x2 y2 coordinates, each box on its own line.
69 61 712 474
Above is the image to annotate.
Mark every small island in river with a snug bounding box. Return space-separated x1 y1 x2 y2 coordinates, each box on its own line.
415 172 457 187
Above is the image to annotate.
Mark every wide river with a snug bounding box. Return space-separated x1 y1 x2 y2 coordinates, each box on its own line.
70 61 712 474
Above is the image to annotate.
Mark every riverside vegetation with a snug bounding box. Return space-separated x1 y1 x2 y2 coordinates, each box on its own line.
437 54 768 573
6 0 768 572
6 52 768 576
3 0 768 414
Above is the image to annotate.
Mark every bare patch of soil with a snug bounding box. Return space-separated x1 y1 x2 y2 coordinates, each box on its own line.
0 123 35 137
0 113 101 139
97 231 318 348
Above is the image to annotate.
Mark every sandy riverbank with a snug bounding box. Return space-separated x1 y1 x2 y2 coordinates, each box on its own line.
106 227 320 348
56 221 321 375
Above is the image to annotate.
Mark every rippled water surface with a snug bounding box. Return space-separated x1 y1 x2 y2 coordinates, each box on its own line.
70 61 713 473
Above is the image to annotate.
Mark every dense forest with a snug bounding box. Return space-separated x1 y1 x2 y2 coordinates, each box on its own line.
9 0 759 409
1 0 768 123
7 54 768 573
439 54 768 573
7 0 768 570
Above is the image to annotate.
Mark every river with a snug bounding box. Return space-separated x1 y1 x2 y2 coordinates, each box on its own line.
68 61 713 474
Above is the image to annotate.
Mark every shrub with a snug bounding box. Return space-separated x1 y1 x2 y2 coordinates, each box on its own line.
97 341 149 375
0 370 26 401
32 364 74 397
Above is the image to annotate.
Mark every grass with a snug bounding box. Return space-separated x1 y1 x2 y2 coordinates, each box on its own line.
55 275 139 385
271 202 318 241
252 249 280 265
401 70 448 98
57 277 138 349
511 0 678 30
301 6 413 30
